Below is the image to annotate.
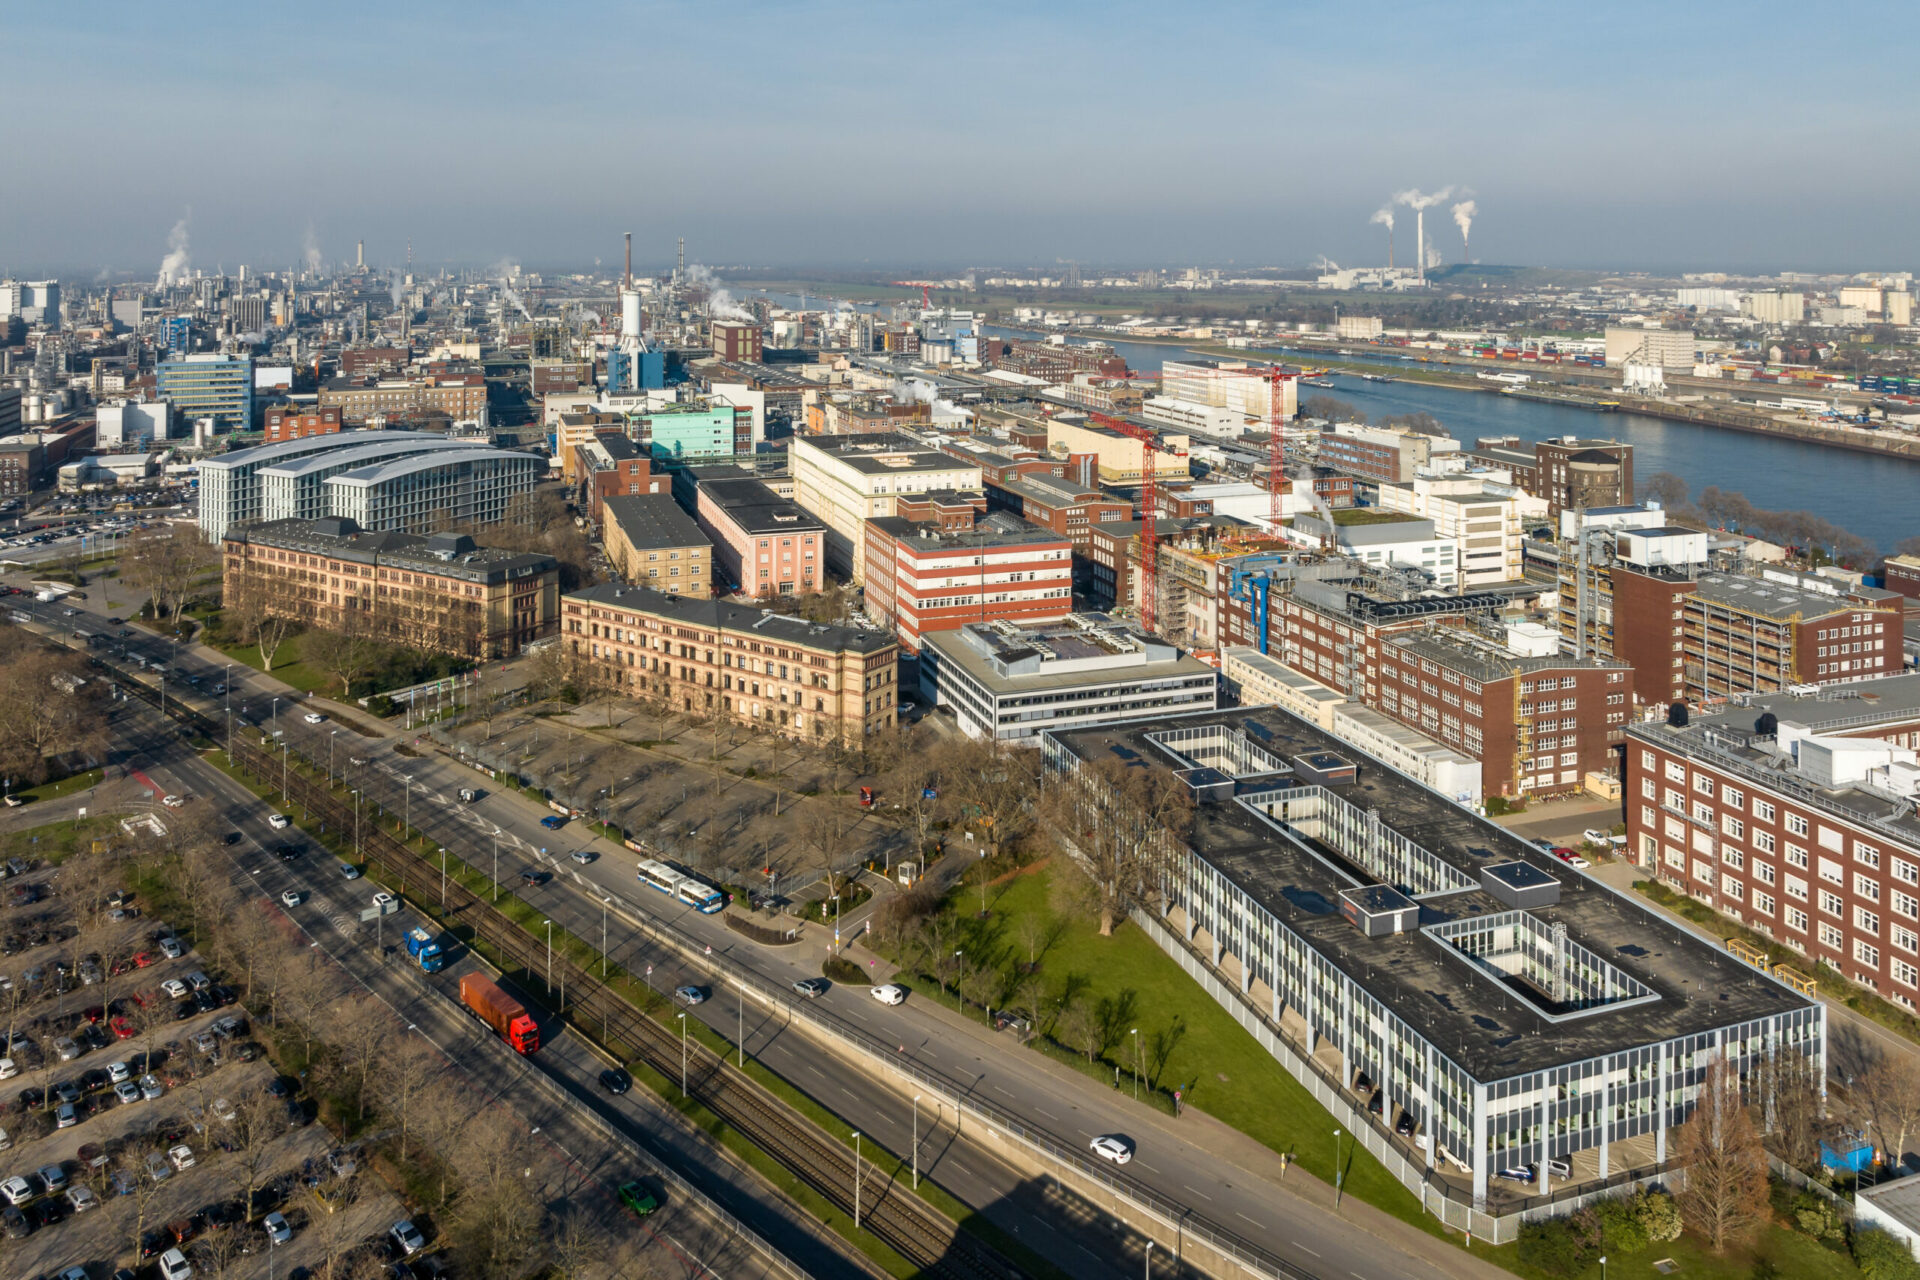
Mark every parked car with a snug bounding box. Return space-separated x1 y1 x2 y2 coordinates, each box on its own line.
389 1220 426 1256
280 890 303 908
158 1247 193 1280
303 713 325 725
870 983 907 1006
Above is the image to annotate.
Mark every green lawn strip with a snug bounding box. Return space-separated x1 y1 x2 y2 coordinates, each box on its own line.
1474 1209 1865 1280
202 634 333 695
3 814 123 864
12 767 104 803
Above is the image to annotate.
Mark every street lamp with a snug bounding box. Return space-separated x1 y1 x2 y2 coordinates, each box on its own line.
1130 1028 1141 1101
439 847 448 910
492 828 501 903
1599 1257 1607 1280
271 696 279 729
1144 1240 1154 1280
329 730 338 781
403 775 414 835
852 1130 862 1229
1333 1127 1344 1207
544 920 553 995
224 665 233 760
677 1012 688 1097
912 1094 923 1188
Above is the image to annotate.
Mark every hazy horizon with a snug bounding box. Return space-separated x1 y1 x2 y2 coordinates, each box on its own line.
6 0 1917 279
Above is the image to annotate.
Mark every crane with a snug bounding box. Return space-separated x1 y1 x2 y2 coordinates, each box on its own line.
891 281 938 310
1090 411 1167 637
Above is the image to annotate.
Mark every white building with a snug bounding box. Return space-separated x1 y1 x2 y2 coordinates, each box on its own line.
257 437 477 525
1376 473 1533 587
1676 287 1741 310
1603 326 1694 369
919 616 1218 743
96 399 174 448
196 430 470 543
789 432 981 582
1290 513 1461 588
1141 396 1250 438
323 449 546 533
1335 315 1385 340
1160 359 1296 422
1742 291 1805 325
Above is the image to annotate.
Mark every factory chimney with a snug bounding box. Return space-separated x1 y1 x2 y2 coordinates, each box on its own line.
1414 210 1424 286
1388 228 1394 270
676 236 685 287
623 232 632 289
356 239 364 270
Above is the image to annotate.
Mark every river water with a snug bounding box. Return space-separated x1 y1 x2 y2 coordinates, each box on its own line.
745 292 1914 550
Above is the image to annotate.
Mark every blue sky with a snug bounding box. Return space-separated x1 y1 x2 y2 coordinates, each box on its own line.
5 1 1916 274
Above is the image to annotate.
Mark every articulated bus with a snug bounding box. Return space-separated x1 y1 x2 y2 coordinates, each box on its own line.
674 878 724 914
635 859 684 897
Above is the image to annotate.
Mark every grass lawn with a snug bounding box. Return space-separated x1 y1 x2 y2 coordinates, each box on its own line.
203 633 337 696
11 768 103 803
2 814 122 864
938 865 1431 1228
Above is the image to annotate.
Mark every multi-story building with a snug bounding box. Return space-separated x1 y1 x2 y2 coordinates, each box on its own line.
559 584 900 743
197 432 475 542
1159 359 1297 423
264 404 344 443
1376 476 1531 587
863 516 1073 655
0 386 23 438
1046 707 1820 1218
1604 327 1694 369
1316 423 1447 484
1470 436 1632 522
602 495 711 598
1883 554 1920 602
323 448 545 533
338 346 410 379
576 433 662 521
690 476 826 597
634 403 752 462
1040 418 1189 486
157 354 253 432
984 473 1132 554
318 373 487 424
221 518 559 659
0 434 47 496
257 436 482 526
986 338 1127 381
711 322 764 363
789 432 983 582
96 398 173 449
1292 512 1462 588
919 616 1218 742
1558 526 1904 706
1626 674 1920 1006
1743 292 1806 325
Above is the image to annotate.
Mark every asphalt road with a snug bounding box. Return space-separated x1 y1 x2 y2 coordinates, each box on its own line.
25 587 1482 1280
39 626 861 1280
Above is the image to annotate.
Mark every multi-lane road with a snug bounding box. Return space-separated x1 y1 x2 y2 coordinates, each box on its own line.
14 584 1489 1280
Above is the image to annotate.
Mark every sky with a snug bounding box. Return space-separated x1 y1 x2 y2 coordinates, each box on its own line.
6 0 1919 277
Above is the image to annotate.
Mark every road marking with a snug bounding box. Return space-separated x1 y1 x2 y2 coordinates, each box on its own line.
1291 1243 1319 1258
1183 1183 1212 1200
1035 1107 1057 1119
993 1085 1014 1098
1235 1212 1266 1229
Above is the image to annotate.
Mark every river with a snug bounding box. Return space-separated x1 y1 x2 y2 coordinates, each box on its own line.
746 292 1914 550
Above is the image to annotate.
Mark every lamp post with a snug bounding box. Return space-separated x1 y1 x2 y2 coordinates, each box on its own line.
1130 1028 1141 1101
281 741 289 802
224 665 233 761
329 730 338 781
602 897 609 978
439 847 448 910
403 775 414 836
1599 1257 1607 1280
1333 1127 1344 1207
271 696 279 730
678 1012 688 1098
852 1130 862 1230
544 920 553 996
912 1095 923 1188
492 828 501 903
1144 1240 1155 1280
952 949 964 1009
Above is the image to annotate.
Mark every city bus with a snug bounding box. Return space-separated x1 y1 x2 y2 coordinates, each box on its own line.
674 877 724 914
635 859 684 898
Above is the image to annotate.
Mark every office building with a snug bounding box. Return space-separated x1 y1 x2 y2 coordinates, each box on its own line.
601 495 712 598
1375 475 1530 587
1317 423 1448 484
1604 327 1694 369
984 472 1133 554
1743 291 1806 325
1160 359 1297 422
257 436 478 526
0 386 25 438
711 322 763 362
918 615 1218 742
323 448 546 533
1626 674 1920 1006
863 515 1073 656
264 404 344 443
560 585 900 744
196 431 466 542
96 399 174 449
221 519 558 659
1468 436 1633 522
691 477 826 597
1045 706 1820 1220
576 433 662 521
157 354 254 432
789 432 983 581
318 372 488 424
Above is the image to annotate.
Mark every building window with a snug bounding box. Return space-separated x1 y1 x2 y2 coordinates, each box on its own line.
1786 813 1809 837
1856 940 1881 969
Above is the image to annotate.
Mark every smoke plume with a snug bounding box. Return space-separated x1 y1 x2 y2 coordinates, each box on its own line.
389 271 405 310
492 258 531 321
1312 255 1341 272
1451 200 1477 253
1393 186 1453 212
302 224 323 276
158 217 192 287
686 264 753 322
1369 207 1395 232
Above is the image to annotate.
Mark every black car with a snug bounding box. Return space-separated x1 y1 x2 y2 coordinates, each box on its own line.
598 1068 631 1096
1395 1111 1417 1137
140 1228 170 1258
275 845 300 862
30 1197 66 1227
265 1076 292 1099
222 833 242 846
233 1041 262 1063
3 1205 30 1239
204 1199 241 1230
15 1086 44 1111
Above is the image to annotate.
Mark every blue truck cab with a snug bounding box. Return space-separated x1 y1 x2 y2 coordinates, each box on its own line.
405 927 446 973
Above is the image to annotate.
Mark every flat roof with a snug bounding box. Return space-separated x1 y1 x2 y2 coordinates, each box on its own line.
226 519 555 584
604 494 709 551
1387 629 1628 682
699 478 824 535
201 430 447 472
923 621 1214 697
1692 571 1886 617
1047 706 1814 1081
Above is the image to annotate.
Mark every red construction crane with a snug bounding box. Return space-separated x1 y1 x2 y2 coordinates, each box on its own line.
1090 412 1163 636
891 281 937 309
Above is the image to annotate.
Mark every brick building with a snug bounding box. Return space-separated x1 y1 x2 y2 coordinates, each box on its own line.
319 373 488 424
1470 435 1633 521
338 347 410 379
264 404 344 443
1316 424 1442 484
1626 675 1920 1005
985 473 1133 557
1884 554 1920 602
576 433 662 521
560 585 900 743
863 515 1073 656
711 322 763 363
221 519 559 659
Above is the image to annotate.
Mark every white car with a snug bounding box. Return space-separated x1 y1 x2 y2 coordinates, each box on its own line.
159 1247 193 1280
339 863 362 880
161 794 185 808
1089 1134 1134 1165
267 814 290 830
870 983 907 1007
1582 828 1614 846
370 891 395 910
211 1097 235 1122
168 1142 196 1170
0 1174 34 1205
140 1073 165 1100
0 1058 14 1081
161 978 189 1000
303 712 325 725
108 1060 131 1084
280 889 303 908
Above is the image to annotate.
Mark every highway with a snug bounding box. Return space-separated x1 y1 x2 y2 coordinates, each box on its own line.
20 586 1489 1280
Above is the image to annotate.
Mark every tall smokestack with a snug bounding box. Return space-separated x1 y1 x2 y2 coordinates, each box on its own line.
356 239 364 270
1415 210 1424 285
623 232 632 289
1389 229 1394 270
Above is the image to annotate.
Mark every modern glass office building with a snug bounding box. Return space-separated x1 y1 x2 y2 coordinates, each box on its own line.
157 354 253 432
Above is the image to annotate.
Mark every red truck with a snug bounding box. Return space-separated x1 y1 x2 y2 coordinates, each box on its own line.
459 973 540 1054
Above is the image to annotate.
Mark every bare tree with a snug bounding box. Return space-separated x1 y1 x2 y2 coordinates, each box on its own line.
796 804 860 903
950 736 1044 859
375 1034 441 1156
327 996 389 1120
1753 1043 1823 1171
551 1206 609 1280
1864 1052 1920 1170
1049 757 1194 936
1675 1058 1769 1253
123 524 215 625
221 1090 285 1220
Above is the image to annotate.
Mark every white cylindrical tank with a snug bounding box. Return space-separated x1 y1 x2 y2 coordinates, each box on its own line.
621 289 642 341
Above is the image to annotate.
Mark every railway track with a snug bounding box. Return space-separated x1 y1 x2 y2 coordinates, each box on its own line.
129 679 1018 1280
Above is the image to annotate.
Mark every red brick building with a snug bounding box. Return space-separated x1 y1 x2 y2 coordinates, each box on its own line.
1885 555 1920 602
985 474 1131 552
712 322 763 363
338 346 409 379
1471 435 1633 521
863 517 1073 655
264 404 344 443
577 432 661 521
